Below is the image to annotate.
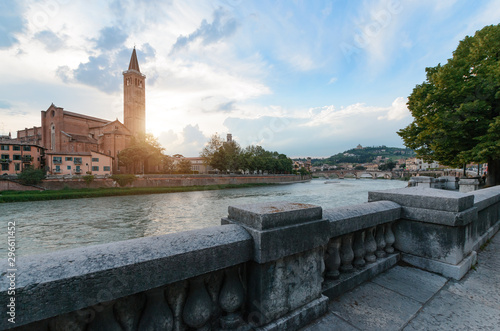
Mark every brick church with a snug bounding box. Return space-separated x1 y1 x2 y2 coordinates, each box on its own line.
16 48 146 175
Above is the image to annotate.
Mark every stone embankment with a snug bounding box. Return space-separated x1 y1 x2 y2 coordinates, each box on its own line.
1 185 499 330
38 174 310 190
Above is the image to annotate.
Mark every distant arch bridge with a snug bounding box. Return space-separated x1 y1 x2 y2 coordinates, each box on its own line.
318 170 393 179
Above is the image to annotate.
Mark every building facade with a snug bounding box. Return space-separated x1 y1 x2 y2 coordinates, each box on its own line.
45 151 112 176
0 138 44 175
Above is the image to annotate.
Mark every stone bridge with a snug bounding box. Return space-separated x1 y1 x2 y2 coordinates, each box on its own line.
319 170 393 179
2 186 500 330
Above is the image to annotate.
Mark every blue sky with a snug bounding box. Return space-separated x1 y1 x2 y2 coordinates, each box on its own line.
1 0 500 157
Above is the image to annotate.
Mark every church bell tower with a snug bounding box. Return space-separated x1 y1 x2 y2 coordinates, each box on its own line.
123 47 146 136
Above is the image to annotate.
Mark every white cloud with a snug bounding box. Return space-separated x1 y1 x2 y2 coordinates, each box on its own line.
224 97 412 157
377 97 410 121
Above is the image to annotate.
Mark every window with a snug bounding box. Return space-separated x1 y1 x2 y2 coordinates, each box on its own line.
23 146 31 151
1 163 8 171
1 154 9 160
67 166 71 170
13 155 21 161
103 166 110 172
92 166 99 172
13 146 20 151
14 163 20 171
53 157 62 164
74 157 82 164
65 157 73 161
92 158 99 162
0 145 9 151
55 165 60 173
75 166 81 173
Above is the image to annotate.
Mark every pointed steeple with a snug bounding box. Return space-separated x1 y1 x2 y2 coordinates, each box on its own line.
128 47 140 72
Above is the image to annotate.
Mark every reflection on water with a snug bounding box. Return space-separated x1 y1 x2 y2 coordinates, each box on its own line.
1 179 407 257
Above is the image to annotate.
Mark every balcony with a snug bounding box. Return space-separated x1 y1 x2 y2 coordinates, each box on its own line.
53 159 62 164
74 159 82 165
75 169 82 174
22 155 33 163
0 158 11 163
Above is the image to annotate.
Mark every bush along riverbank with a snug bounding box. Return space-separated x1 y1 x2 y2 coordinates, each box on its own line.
0 183 275 203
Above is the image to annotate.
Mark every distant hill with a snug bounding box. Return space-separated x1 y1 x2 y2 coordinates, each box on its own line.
311 146 415 166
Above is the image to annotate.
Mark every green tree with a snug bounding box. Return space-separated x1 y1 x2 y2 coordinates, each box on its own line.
17 167 45 185
176 158 193 174
118 133 165 174
378 160 396 171
162 155 175 174
398 24 500 185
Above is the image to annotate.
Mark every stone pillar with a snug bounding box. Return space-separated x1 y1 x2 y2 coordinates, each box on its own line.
459 178 479 193
222 202 330 330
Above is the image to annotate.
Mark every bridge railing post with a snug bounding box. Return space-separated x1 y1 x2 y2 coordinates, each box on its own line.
222 202 330 329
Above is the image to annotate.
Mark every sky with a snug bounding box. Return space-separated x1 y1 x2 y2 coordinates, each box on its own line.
1 1 500 158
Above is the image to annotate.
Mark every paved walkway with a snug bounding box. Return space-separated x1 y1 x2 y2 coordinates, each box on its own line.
302 232 500 330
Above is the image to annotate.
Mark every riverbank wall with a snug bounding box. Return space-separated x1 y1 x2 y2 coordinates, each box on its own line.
35 174 310 190
0 180 41 191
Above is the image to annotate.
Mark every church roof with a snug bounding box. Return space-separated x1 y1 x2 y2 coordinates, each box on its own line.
61 131 98 144
128 48 140 72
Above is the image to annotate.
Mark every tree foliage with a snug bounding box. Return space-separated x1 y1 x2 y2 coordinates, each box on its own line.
200 134 293 174
398 24 500 185
176 158 193 174
118 133 165 174
17 167 45 185
110 174 136 187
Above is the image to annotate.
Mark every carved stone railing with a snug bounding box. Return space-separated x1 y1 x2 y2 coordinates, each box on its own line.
2 187 500 330
369 185 500 280
1 225 253 330
322 201 401 298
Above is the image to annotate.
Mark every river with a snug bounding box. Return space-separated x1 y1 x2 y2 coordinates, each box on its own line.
1 178 407 257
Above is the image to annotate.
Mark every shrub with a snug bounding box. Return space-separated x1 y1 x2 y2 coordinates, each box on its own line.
82 175 95 186
110 174 136 187
17 167 45 185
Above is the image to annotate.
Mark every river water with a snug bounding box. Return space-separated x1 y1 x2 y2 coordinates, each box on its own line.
1 179 407 257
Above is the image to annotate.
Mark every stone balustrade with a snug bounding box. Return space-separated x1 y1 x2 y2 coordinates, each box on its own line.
2 186 500 330
322 201 401 298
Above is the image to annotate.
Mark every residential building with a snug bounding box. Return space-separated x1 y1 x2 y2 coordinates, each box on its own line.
0 138 44 175
405 157 440 171
45 151 113 176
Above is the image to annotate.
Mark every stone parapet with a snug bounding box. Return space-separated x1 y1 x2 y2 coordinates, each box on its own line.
369 187 474 212
368 186 500 279
0 225 253 330
2 186 499 330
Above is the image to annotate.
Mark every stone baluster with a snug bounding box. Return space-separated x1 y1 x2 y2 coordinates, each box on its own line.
384 222 396 254
114 293 146 331
166 280 188 331
375 225 387 258
324 237 341 279
49 310 91 331
87 302 122 331
340 233 354 273
138 289 173 331
353 231 366 269
364 227 377 263
219 267 245 330
183 278 213 330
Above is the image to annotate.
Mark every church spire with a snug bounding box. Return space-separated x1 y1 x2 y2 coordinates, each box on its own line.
128 47 140 72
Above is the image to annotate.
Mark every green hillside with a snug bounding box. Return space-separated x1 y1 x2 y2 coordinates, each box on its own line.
312 146 415 166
